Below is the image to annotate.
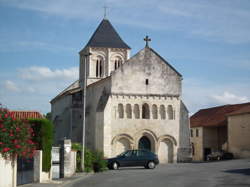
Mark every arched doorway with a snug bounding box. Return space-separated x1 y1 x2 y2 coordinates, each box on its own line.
115 138 131 156
138 136 151 151
158 139 174 163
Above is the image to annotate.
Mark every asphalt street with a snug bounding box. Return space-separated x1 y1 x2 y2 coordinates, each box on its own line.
70 159 250 187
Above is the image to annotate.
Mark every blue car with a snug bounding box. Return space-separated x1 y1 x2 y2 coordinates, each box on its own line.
107 149 159 170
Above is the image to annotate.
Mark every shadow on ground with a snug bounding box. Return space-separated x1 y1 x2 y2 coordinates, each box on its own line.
224 168 250 176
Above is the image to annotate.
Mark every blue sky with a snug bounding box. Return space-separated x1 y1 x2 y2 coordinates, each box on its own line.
0 0 250 115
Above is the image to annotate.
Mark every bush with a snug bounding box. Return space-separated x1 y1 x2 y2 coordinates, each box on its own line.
92 151 107 172
71 143 107 173
84 148 94 172
29 119 53 172
72 143 83 172
0 107 36 159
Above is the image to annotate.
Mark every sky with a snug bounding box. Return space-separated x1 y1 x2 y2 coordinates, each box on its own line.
0 0 250 115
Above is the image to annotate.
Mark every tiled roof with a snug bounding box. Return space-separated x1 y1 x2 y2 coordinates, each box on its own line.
227 105 250 116
10 111 43 120
190 102 250 128
85 19 130 49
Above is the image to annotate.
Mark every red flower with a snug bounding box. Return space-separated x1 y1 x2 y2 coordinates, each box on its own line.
15 145 21 149
4 114 8 118
27 139 33 144
16 127 20 132
0 124 3 128
2 128 6 132
3 147 10 152
13 139 18 144
9 133 14 137
0 142 3 145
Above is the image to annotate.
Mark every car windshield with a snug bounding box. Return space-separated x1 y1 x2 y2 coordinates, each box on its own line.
118 150 130 157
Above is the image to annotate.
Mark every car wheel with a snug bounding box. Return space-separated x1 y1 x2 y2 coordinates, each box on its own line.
112 162 119 170
147 161 155 169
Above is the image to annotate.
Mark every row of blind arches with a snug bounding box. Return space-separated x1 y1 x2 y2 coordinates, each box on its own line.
117 103 175 120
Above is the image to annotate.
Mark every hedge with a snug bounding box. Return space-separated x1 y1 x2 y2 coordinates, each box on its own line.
29 118 53 172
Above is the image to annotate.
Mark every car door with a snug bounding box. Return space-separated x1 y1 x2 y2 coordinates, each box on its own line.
136 150 148 166
129 150 141 166
118 150 133 167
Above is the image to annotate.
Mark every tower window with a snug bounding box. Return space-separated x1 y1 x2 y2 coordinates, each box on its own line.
96 57 104 78
145 79 149 85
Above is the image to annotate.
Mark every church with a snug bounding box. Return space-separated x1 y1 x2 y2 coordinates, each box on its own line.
51 18 191 163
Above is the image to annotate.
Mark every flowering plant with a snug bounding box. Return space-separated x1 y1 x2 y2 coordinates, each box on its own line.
0 105 36 159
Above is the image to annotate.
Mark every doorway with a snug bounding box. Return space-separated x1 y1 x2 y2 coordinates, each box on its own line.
138 136 151 151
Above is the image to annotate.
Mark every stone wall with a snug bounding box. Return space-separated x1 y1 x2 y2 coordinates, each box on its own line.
190 127 203 161
111 47 182 96
228 113 250 158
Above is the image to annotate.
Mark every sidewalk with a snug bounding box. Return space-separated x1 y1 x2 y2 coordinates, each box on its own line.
19 172 93 187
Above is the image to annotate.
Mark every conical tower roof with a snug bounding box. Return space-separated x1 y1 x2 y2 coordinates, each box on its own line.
85 19 130 49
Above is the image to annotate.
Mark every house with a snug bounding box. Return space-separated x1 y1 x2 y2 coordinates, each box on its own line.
51 18 191 163
190 102 250 161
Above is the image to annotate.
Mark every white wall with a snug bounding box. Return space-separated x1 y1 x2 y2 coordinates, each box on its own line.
0 155 17 187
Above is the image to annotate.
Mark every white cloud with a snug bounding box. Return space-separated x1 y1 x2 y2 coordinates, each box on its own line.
211 92 248 105
3 80 20 92
182 78 250 114
19 66 78 81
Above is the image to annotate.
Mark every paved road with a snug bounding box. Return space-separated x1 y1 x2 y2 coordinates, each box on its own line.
70 159 250 187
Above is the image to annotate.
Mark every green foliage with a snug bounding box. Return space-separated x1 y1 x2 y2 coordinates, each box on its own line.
72 143 83 172
29 118 53 172
84 148 107 173
92 150 107 172
45 112 52 121
0 107 36 159
70 143 107 173
84 148 94 172
72 143 82 152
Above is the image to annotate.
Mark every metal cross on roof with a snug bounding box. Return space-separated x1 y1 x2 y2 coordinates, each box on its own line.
103 6 108 19
144 35 151 47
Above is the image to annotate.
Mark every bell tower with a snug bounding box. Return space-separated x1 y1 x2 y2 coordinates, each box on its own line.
79 19 131 87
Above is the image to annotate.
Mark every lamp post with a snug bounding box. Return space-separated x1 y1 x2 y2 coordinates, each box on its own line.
81 52 92 171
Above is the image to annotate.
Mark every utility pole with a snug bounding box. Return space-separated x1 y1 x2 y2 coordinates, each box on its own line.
81 52 92 171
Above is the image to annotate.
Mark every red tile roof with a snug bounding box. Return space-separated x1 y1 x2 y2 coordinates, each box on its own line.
10 111 44 120
190 102 250 128
227 105 250 116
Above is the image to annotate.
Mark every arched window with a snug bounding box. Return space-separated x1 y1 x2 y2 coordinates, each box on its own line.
160 105 166 120
142 103 150 119
167 105 174 120
133 104 140 119
126 104 132 119
96 56 104 77
113 56 123 70
118 104 124 119
152 104 158 119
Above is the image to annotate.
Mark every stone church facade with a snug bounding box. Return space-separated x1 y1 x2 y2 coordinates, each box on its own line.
51 18 191 163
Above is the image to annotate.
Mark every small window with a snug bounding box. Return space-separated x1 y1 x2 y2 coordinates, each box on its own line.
196 129 199 137
145 79 149 85
190 129 193 137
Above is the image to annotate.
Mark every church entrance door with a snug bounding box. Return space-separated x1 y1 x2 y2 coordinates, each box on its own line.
138 136 151 151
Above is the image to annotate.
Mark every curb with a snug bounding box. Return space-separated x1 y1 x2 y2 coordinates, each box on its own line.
19 172 94 187
61 173 94 187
